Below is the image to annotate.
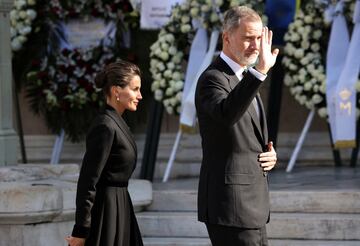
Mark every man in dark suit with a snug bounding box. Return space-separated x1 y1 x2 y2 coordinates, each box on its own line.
195 6 279 246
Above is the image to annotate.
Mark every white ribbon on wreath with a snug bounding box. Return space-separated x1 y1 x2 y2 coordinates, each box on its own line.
333 0 360 148
325 0 350 145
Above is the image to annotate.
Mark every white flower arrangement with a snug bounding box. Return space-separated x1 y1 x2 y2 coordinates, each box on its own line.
10 0 37 51
283 1 360 118
150 0 265 115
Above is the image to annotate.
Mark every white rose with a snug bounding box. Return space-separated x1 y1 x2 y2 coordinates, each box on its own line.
172 71 181 81
165 87 174 96
28 0 36 5
301 40 310 49
174 81 184 91
304 82 312 91
290 33 300 42
172 53 183 64
10 10 17 20
169 80 176 87
180 24 191 33
10 27 17 37
305 101 313 109
289 64 297 71
318 107 327 118
298 95 306 105
26 9 37 20
151 81 160 91
165 34 175 43
11 38 22 51
168 46 177 56
154 89 163 100
159 79 166 88
210 13 219 23
15 0 26 9
166 106 174 114
181 16 190 24
167 62 175 70
156 62 165 71
313 30 322 40
304 15 313 24
300 57 309 65
170 98 177 106
19 26 32 35
176 92 182 101
19 11 27 19
154 73 162 81
161 42 169 50
201 5 210 12
311 43 320 52
17 35 27 43
164 70 172 78
190 7 199 17
319 83 326 93
215 0 223 5
294 49 304 59
312 94 323 104
284 74 292 86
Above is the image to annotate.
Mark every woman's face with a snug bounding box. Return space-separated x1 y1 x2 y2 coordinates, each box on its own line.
114 75 142 113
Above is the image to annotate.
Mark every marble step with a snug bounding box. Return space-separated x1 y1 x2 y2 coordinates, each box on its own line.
21 133 357 164
148 190 360 213
143 237 360 246
136 212 360 240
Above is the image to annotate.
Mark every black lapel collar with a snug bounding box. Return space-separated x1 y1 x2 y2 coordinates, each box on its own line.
257 95 268 144
213 56 240 91
248 98 264 144
104 105 137 154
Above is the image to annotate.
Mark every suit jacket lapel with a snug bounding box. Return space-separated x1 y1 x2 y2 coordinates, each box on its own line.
257 95 268 145
214 56 265 145
247 99 264 144
105 107 137 154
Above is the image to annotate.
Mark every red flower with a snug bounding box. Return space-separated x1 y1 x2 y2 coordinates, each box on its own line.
110 3 117 12
61 49 71 56
31 59 41 68
37 71 48 80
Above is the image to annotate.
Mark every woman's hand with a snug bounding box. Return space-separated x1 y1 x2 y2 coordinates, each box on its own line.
65 236 85 246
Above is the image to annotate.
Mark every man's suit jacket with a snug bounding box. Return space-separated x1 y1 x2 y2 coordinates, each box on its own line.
195 56 270 229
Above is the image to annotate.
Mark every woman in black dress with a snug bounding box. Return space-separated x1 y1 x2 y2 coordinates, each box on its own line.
66 60 144 246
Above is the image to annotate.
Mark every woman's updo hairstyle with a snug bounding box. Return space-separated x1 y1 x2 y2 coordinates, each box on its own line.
95 60 141 97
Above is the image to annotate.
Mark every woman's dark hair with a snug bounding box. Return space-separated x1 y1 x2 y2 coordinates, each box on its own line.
94 60 141 97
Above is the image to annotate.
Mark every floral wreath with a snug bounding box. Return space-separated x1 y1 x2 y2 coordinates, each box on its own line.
11 0 139 142
283 1 359 118
149 0 265 115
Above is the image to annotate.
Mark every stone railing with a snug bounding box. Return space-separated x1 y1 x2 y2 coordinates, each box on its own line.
0 164 152 246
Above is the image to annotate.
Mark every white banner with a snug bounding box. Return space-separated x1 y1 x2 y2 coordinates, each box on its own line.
179 28 208 127
333 0 360 148
325 0 350 143
140 0 185 29
65 18 115 48
180 30 220 128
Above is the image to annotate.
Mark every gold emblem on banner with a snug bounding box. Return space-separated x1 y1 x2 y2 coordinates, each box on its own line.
339 88 352 116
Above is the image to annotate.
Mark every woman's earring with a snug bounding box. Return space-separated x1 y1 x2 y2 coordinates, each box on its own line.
116 97 120 102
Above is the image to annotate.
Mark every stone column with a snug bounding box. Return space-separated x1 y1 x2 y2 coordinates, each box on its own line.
0 0 18 166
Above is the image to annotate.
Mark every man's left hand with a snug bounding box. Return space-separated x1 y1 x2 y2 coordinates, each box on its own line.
258 141 277 171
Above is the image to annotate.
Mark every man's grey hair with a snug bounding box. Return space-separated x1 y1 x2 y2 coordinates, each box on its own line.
223 6 262 33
